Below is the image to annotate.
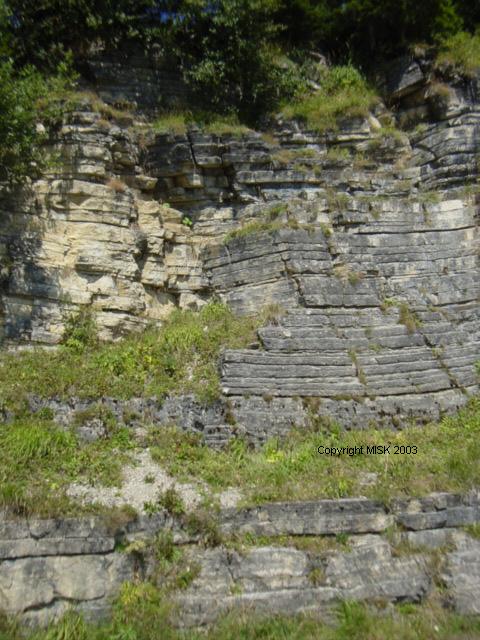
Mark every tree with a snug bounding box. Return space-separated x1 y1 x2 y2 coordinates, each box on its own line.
4 0 158 69
162 0 297 123
0 58 76 183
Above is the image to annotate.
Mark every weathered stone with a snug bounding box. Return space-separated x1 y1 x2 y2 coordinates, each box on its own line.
220 500 392 536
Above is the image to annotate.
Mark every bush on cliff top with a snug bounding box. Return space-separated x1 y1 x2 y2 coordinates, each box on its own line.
436 29 480 77
0 59 76 183
281 65 378 133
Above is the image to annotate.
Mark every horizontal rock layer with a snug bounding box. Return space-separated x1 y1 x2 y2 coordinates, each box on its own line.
2 491 480 625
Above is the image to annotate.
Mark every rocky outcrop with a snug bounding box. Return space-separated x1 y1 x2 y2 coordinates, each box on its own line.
2 492 480 626
0 66 479 432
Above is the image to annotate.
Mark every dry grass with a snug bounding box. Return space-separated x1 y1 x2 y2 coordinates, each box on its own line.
106 177 127 193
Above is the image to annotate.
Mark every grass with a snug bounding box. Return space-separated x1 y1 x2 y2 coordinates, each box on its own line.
152 112 250 136
147 397 480 506
225 532 351 555
0 413 134 517
223 217 315 244
398 302 422 334
223 220 284 243
436 30 480 78
152 113 189 135
63 90 135 123
271 148 319 165
2 596 480 640
281 65 378 133
0 302 263 409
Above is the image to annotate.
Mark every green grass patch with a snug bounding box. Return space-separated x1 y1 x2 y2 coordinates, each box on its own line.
223 215 315 244
0 414 134 517
148 397 480 506
223 220 284 243
281 65 378 133
2 595 480 640
0 302 262 408
436 30 480 78
152 112 251 136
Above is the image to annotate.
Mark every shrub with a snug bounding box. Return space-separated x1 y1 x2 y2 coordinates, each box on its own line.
281 65 378 133
0 57 76 182
61 307 98 354
436 30 480 77
166 0 301 124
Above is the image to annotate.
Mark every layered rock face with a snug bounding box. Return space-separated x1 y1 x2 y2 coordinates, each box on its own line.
2 492 480 625
0 65 479 432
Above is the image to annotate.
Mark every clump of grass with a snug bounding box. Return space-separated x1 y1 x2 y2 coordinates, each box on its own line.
152 111 250 136
203 115 250 136
281 65 378 133
153 530 201 590
436 30 480 78
271 147 319 165
325 188 349 213
0 302 263 408
148 397 480 506
157 487 186 516
152 113 188 135
398 302 422 334
0 415 133 517
223 220 283 243
325 146 351 163
223 217 315 244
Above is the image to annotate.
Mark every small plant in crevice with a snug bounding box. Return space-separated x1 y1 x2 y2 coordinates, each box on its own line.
158 487 186 517
106 177 127 193
398 302 422 334
61 307 98 354
184 505 223 548
308 566 325 586
153 529 201 591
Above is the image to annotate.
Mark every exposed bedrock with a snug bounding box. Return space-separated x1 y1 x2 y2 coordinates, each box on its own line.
0 65 479 431
2 492 480 625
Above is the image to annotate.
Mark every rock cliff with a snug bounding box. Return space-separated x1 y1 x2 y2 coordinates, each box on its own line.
0 59 479 436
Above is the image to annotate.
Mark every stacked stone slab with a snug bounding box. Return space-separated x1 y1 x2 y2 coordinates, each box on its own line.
2 492 480 625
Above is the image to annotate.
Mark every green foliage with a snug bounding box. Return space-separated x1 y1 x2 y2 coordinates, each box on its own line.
165 0 300 123
3 0 159 69
282 65 378 133
0 302 262 407
61 308 98 354
148 397 480 506
436 30 480 77
0 414 133 516
277 0 467 66
0 58 76 182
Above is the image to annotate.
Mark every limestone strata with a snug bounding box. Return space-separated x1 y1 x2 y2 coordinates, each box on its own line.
2 492 480 626
0 69 479 431
220 499 392 536
178 537 430 626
